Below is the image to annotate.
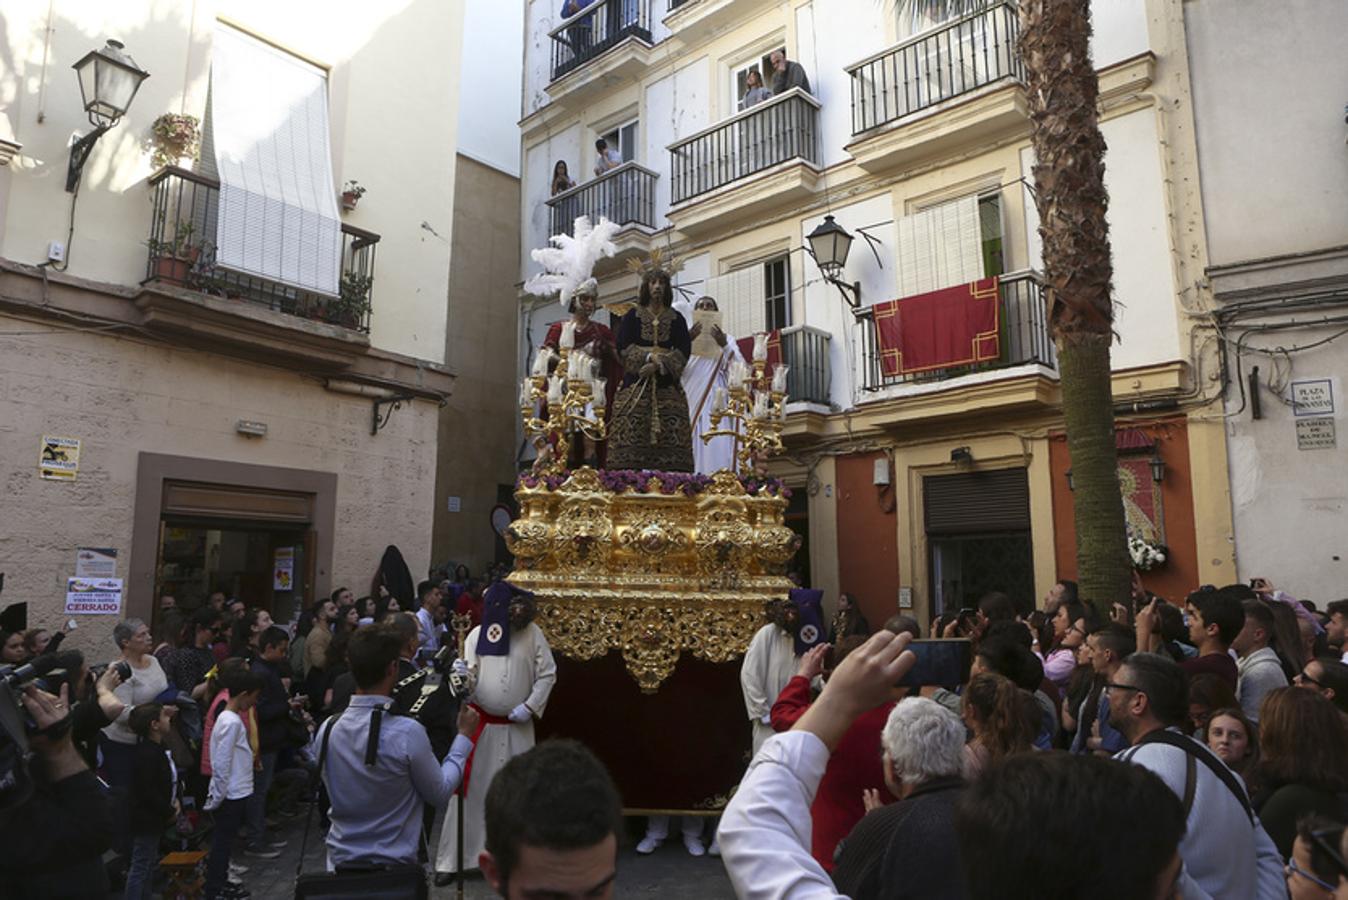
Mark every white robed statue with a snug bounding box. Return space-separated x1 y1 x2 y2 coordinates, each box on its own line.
435 582 556 876
677 296 745 475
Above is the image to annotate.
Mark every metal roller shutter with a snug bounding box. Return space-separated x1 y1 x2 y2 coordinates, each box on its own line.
924 468 1030 534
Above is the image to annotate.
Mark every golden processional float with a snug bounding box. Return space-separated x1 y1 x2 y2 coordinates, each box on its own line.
506 219 799 812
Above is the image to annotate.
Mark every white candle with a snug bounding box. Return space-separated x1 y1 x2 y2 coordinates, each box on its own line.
592 378 607 408
753 333 767 362
752 393 769 420
519 381 533 406
771 364 790 394
560 321 576 349
567 352 583 380
714 386 727 413
532 347 552 377
547 376 564 403
730 359 749 388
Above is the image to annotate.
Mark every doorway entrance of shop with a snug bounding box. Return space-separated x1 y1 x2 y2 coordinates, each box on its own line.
154 481 317 627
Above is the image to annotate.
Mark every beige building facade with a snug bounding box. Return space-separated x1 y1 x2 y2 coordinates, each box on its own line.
0 0 469 652
518 0 1237 628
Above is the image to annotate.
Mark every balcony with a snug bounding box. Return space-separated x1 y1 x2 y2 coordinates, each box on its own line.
144 167 378 335
845 3 1027 173
855 271 1054 395
667 89 822 236
549 0 653 93
548 162 659 271
780 324 832 406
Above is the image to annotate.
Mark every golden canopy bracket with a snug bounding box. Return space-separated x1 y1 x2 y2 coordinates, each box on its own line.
505 467 798 691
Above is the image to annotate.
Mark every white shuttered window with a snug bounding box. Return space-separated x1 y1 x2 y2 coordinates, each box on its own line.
208 26 342 296
895 195 983 298
704 264 766 339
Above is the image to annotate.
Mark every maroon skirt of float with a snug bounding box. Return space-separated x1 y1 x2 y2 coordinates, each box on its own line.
535 652 750 812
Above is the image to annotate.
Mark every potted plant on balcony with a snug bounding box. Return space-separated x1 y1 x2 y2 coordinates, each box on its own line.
145 223 201 286
332 271 373 328
340 180 366 211
149 113 200 169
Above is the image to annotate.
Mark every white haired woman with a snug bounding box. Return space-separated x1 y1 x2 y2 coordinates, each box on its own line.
99 617 169 787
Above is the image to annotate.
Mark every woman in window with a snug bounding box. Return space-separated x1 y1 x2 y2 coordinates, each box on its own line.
740 68 771 110
550 160 575 197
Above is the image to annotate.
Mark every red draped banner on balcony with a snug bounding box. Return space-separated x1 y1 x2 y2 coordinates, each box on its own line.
872 276 1001 377
736 329 782 381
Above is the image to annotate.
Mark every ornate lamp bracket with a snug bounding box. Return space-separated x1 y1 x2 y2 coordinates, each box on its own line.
371 392 416 435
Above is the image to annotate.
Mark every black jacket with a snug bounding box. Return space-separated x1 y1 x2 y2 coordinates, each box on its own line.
129 739 175 835
392 658 461 761
250 657 289 753
832 777 967 900
0 769 113 898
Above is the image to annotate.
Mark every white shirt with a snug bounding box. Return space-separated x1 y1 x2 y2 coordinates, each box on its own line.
466 622 557 716
1115 731 1286 900
718 730 842 900
206 709 254 809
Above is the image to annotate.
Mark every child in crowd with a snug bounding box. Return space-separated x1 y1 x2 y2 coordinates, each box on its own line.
204 669 265 900
125 702 179 900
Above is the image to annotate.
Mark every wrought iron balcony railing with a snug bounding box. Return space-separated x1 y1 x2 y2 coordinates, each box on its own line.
145 167 378 333
780 324 832 406
547 162 658 237
668 88 821 205
847 2 1022 135
550 0 651 82
855 271 1053 393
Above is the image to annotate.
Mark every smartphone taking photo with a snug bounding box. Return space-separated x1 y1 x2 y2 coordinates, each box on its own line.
896 639 972 688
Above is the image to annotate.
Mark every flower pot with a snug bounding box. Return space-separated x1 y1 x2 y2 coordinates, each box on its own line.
341 191 360 211
152 256 192 285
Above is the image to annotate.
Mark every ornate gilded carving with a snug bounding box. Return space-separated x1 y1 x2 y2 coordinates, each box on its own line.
508 467 795 691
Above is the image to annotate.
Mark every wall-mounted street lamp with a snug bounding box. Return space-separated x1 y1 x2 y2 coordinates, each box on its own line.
67 39 149 192
806 214 862 309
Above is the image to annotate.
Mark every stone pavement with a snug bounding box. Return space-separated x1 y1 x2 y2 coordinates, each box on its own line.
230 809 738 899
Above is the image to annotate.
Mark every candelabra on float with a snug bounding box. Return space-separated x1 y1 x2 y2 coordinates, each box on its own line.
519 321 607 473
702 333 789 476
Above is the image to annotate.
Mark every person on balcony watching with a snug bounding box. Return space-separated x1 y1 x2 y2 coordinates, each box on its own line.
769 50 811 96
561 0 594 58
740 68 772 111
551 160 576 196
593 138 622 177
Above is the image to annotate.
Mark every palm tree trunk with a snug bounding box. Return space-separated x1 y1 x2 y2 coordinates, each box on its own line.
1020 0 1132 614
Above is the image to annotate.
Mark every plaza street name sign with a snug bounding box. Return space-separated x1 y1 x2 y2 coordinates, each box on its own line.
1295 417 1336 451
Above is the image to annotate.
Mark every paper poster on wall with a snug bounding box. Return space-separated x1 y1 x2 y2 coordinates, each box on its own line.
75 548 118 579
65 578 123 615
273 547 295 591
39 436 81 481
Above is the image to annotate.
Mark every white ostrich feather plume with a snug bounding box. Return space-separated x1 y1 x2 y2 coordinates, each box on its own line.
523 216 620 307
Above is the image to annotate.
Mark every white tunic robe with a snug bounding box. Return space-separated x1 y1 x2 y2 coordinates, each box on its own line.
435 622 557 872
739 624 799 755
683 339 745 475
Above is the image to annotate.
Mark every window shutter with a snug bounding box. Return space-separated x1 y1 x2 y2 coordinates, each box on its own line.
208 25 342 296
705 265 766 339
895 195 983 298
924 468 1030 535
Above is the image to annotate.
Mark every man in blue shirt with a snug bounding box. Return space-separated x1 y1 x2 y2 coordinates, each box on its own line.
316 623 479 870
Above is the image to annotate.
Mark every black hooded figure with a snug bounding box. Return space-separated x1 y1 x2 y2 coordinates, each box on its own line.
370 545 416 610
